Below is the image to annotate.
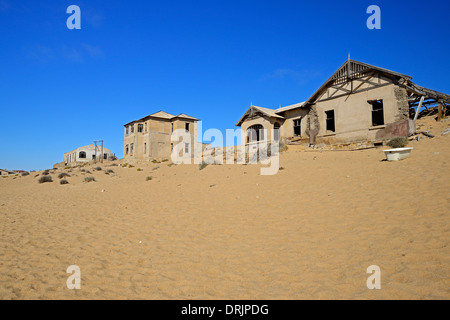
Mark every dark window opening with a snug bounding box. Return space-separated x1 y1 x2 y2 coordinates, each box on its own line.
79 151 86 159
125 145 129 155
130 143 134 154
171 123 174 133
144 143 147 154
92 155 96 160
103 153 108 160
185 143 189 153
126 127 129 135
370 100 384 126
293 119 301 136
145 123 147 132
138 124 144 133
185 123 190 132
374 142 383 147
247 125 264 142
325 110 335 132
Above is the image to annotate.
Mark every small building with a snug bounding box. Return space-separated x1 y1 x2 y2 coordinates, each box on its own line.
236 59 449 146
0 169 12 176
0 169 25 176
123 111 199 162
63 144 112 165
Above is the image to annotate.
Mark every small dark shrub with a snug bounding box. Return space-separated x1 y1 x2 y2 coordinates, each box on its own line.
84 176 96 183
146 176 153 181
279 139 289 152
387 137 408 148
38 175 53 184
21 172 30 176
94 166 102 171
60 179 69 185
58 172 71 179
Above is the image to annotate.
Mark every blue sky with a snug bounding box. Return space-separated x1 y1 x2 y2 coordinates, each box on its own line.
0 0 449 170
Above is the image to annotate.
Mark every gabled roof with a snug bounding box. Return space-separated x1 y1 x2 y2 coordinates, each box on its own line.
275 102 306 114
304 59 412 106
173 113 200 121
235 105 285 126
124 110 199 126
149 111 176 119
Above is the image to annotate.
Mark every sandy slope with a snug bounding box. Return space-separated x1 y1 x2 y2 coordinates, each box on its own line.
0 116 449 300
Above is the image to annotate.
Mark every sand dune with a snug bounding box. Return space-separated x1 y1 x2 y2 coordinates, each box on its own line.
0 116 449 300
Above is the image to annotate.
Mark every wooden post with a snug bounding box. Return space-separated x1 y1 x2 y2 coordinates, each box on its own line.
414 96 425 121
438 100 443 121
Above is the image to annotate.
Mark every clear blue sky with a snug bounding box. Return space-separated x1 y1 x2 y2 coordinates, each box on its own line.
1 0 449 170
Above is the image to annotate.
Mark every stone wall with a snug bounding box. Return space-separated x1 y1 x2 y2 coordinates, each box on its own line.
394 86 410 121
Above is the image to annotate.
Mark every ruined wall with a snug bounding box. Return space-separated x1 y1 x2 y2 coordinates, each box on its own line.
394 86 410 121
306 106 320 144
306 106 320 135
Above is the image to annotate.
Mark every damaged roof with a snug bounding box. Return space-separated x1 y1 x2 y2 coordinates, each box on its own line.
124 111 200 126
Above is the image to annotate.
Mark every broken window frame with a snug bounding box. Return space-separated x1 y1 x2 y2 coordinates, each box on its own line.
325 110 336 133
293 119 301 137
369 99 385 127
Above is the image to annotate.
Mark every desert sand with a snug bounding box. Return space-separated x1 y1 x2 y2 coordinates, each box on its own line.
0 116 449 300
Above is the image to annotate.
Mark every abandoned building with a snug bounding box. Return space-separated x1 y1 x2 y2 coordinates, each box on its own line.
63 144 112 165
0 169 28 176
0 169 13 176
123 111 200 162
236 59 449 146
